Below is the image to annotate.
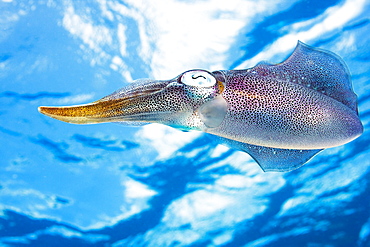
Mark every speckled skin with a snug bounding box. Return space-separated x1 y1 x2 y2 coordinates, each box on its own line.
207 69 361 149
38 42 363 171
203 42 362 150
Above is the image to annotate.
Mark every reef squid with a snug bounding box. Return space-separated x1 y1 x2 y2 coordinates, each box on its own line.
39 41 363 172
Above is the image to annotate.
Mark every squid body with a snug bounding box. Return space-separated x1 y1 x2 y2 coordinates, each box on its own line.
39 42 363 172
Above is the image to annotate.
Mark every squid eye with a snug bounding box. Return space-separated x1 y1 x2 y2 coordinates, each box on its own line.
180 70 216 87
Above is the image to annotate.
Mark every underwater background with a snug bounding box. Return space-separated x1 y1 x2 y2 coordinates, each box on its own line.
1 0 370 246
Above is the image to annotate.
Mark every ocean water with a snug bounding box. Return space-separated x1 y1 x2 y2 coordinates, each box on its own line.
1 0 370 246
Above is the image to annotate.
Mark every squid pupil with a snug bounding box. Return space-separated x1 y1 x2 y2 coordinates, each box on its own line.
191 74 206 80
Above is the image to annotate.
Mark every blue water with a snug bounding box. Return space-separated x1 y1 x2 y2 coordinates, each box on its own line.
1 0 370 246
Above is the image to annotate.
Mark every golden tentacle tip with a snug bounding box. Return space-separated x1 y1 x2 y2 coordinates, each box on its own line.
38 105 102 124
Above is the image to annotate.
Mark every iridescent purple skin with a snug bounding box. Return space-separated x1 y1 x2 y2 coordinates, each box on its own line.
207 69 362 150
38 41 363 172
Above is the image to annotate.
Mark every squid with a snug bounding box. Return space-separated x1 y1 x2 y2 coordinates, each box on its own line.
39 41 363 172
